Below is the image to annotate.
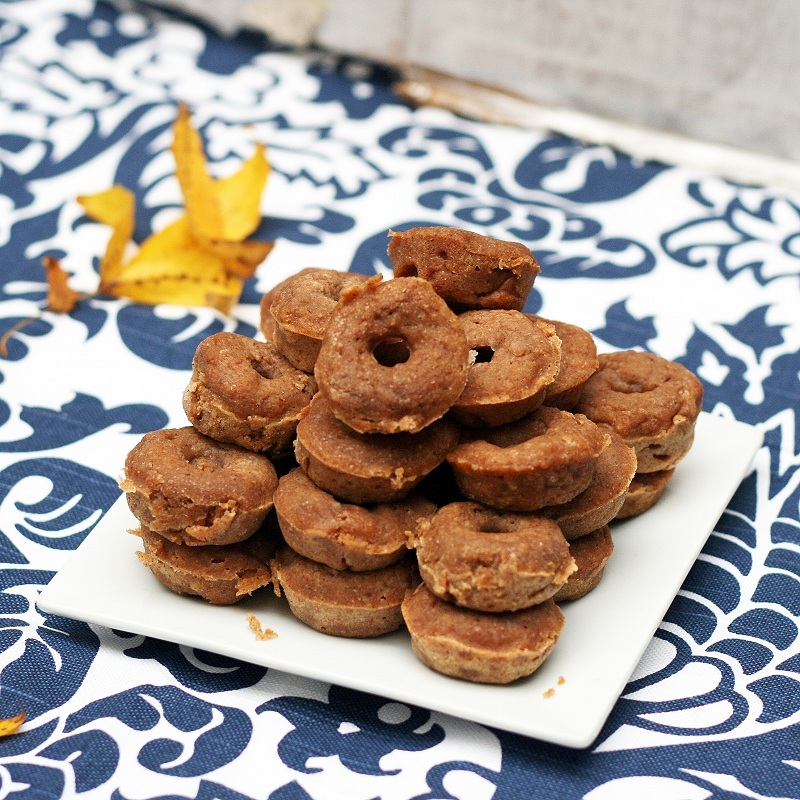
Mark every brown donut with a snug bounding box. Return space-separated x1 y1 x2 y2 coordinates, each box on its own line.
528 316 599 410
294 395 459 504
402 584 565 684
315 276 470 434
412 502 576 612
183 332 317 455
271 546 417 637
452 311 561 427
616 468 674 518
388 226 540 311
269 268 370 372
135 523 277 605
121 427 278 546
259 267 325 342
446 406 606 511
274 467 435 571
553 525 614 602
575 350 703 472
541 426 637 539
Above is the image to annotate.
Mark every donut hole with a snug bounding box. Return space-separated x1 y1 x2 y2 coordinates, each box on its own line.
472 346 495 364
250 358 276 381
485 267 515 292
476 518 513 534
372 338 411 367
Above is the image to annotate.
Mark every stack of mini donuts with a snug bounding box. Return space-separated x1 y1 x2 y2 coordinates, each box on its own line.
120 225 704 685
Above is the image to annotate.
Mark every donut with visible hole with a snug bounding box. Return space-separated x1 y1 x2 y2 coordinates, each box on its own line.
314 276 471 434
412 502 576 612
452 310 561 427
183 332 316 456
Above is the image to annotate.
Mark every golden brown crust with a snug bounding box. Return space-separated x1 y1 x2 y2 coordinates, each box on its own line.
259 267 325 343
452 311 561 427
413 502 576 612
294 394 459 504
553 525 614 602
575 351 703 472
183 332 317 456
274 467 434 571
402 584 565 683
315 276 471 434
135 526 275 605
270 269 370 372
615 468 674 518
541 426 637 539
447 406 606 511
388 226 540 311
271 546 417 637
528 316 599 410
121 427 278 546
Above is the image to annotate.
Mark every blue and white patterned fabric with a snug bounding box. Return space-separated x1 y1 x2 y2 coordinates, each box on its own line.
1 1 799 797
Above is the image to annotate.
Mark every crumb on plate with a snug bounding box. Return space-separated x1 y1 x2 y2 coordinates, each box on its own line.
247 612 278 641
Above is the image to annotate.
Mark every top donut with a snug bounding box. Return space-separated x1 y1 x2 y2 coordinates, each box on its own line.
388 226 540 311
314 275 471 435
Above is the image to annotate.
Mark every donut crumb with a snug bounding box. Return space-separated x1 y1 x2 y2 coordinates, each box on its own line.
247 613 278 641
543 688 555 699
558 675 566 685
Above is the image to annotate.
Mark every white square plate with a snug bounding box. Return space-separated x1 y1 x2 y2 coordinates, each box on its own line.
39 412 762 748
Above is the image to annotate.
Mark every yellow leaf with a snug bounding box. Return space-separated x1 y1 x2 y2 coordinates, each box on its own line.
109 275 242 314
43 256 81 313
202 238 275 279
172 103 270 245
78 185 136 284
171 102 224 239
213 141 270 241
105 241 244 313
0 710 24 737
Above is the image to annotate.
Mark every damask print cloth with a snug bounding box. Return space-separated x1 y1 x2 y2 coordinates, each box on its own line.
0 1 798 798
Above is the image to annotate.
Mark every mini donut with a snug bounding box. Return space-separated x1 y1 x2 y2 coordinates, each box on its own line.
541 426 637 539
269 268 370 372
274 467 435 571
452 311 561 427
527 316 598 410
616 468 674 518
259 267 325 342
183 332 317 456
271 546 417 637
412 502 576 612
575 350 703 472
388 226 540 312
294 395 459 504
315 276 471 434
446 406 606 512
554 525 614 602
402 584 565 684
135 523 277 605
121 427 278 546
